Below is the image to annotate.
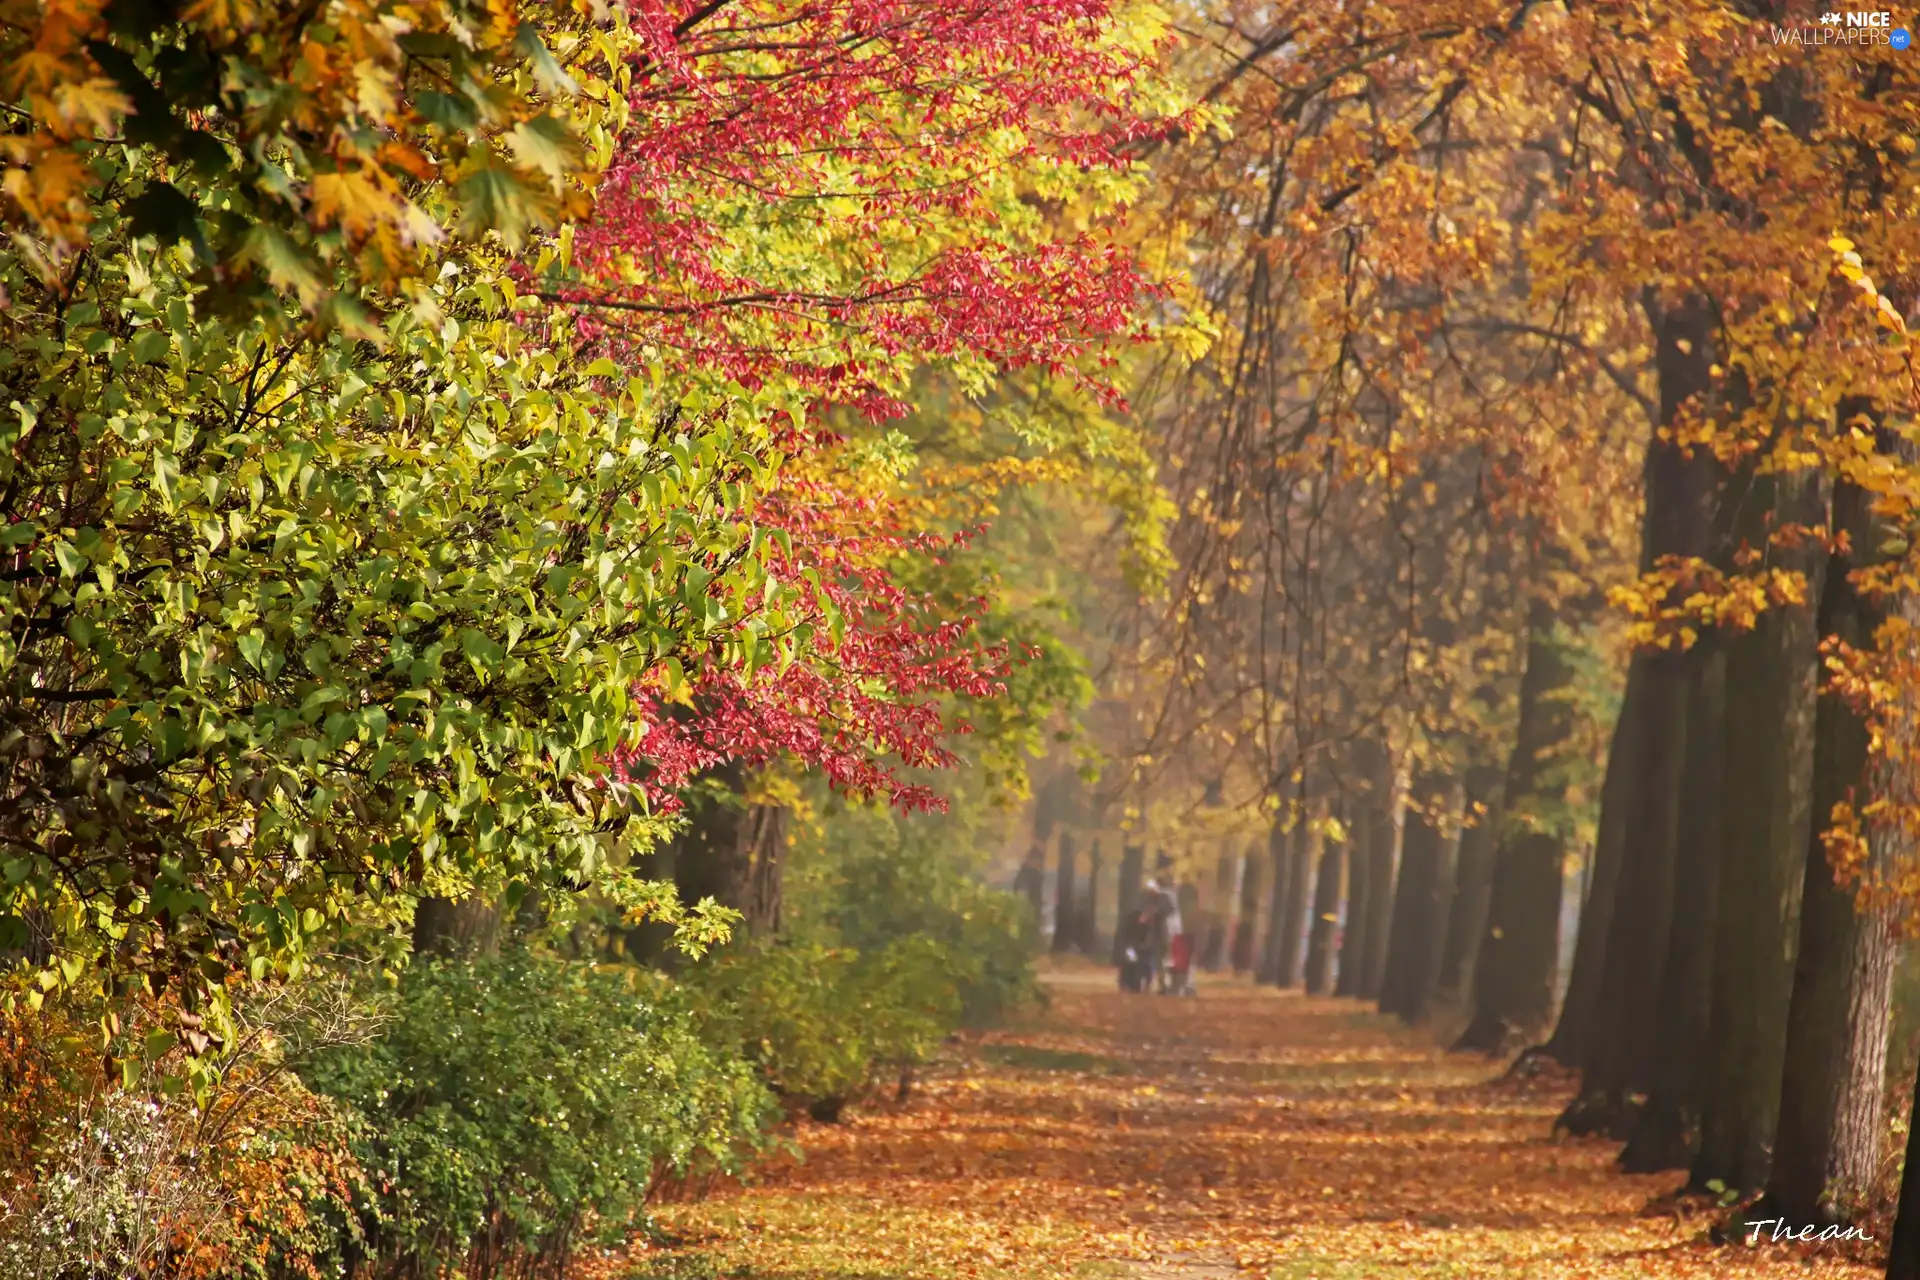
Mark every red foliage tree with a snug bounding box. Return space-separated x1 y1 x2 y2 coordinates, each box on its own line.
569 0 1174 803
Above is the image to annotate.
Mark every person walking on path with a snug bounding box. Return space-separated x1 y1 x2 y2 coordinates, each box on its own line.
1140 857 1180 993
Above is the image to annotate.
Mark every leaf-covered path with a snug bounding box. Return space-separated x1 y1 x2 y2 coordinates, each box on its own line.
624 965 1882 1280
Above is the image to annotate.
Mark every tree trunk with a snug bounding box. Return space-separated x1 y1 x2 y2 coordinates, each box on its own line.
1257 820 1294 985
1380 772 1448 1021
1561 298 1720 1130
1407 778 1463 1026
1542 657 1641 1067
1203 846 1237 971
1110 842 1145 967
666 763 791 947
1303 812 1344 995
1439 765 1504 999
411 895 501 957
1766 470 1900 1225
1692 463 1827 1194
735 803 788 936
1233 837 1266 974
1336 798 1374 998
1359 744 1402 1001
1621 638 1726 1172
1013 847 1046 927
1456 602 1578 1054
1080 838 1105 955
1564 642 1686 1137
1887 1070 1920 1280
1274 802 1315 988
1052 831 1079 954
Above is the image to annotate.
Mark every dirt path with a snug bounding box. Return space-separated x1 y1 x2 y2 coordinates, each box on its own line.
624 964 1883 1280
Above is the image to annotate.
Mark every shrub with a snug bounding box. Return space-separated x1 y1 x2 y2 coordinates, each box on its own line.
0 990 374 1280
299 952 771 1280
692 936 958 1117
687 795 1044 1119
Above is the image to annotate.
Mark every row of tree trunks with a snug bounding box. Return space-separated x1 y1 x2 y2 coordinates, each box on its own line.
1510 333 1908 1240
1767 462 1903 1228
1693 461 1827 1191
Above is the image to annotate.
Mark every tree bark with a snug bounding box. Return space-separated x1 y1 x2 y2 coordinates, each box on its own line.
1456 602 1577 1054
1564 643 1685 1137
1051 831 1079 955
1439 765 1504 1000
1692 463 1827 1193
1303 811 1344 995
1079 837 1105 955
1358 744 1402 1001
1562 297 1720 1131
1110 842 1145 967
1621 638 1726 1172
1203 846 1237 971
1887 1070 1920 1280
1766 470 1900 1224
669 763 791 941
1542 657 1641 1067
1274 800 1316 988
1257 820 1294 985
1233 837 1266 974
411 895 501 957
1380 771 1448 1021
1407 778 1464 1026
1336 799 1374 998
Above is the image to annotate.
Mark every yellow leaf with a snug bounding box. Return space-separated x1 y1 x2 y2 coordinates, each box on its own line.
310 169 398 236
51 77 128 136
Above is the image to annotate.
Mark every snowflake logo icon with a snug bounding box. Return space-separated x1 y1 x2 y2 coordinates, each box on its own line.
1821 10 1841 21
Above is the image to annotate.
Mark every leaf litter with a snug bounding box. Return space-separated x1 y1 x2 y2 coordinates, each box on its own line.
614 964 1880 1279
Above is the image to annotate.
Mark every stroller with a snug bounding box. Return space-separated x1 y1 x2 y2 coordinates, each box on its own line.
1164 931 1197 997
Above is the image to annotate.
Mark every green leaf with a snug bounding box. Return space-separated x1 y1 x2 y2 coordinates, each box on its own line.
238 225 328 304
129 328 171 364
52 540 85 579
456 163 542 246
514 22 579 97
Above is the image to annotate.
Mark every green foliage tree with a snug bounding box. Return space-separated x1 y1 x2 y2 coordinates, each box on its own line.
0 180 761 1030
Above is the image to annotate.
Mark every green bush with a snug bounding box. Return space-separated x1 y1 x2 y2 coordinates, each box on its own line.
299 952 772 1279
693 937 958 1116
687 795 1043 1119
822 827 1042 1030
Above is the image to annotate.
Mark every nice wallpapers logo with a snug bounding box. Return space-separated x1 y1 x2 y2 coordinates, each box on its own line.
1771 11 1913 44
